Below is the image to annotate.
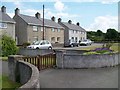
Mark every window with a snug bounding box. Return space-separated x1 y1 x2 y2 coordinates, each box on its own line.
0 22 7 29
51 28 55 32
76 30 78 33
33 26 38 31
57 37 60 42
75 37 77 42
71 37 74 42
51 37 55 42
41 27 46 31
33 36 38 41
73 30 74 33
57 29 60 32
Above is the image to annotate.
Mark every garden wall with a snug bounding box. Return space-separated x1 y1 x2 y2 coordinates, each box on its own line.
8 55 40 90
18 48 54 56
56 50 119 68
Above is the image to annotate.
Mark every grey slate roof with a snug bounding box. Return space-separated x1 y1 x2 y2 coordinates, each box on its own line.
61 22 86 32
19 14 43 26
18 14 64 29
0 11 15 23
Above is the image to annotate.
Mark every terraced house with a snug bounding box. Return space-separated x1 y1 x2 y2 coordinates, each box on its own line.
13 8 64 45
58 18 86 46
0 6 15 40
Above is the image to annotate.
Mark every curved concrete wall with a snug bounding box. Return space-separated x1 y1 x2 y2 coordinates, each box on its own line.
8 55 40 89
56 50 119 68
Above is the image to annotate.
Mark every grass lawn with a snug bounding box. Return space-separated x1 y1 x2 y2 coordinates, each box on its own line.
79 43 119 52
0 74 21 89
0 57 8 61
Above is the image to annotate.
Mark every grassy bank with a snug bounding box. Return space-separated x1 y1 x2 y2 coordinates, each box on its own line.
0 75 21 89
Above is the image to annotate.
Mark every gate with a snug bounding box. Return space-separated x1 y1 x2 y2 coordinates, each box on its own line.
23 53 56 71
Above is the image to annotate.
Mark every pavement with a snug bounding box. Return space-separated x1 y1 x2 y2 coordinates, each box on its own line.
1 60 118 88
39 66 119 88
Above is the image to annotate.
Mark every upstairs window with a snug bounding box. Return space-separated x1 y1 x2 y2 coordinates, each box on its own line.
51 28 55 32
57 28 60 32
33 26 38 31
0 22 7 29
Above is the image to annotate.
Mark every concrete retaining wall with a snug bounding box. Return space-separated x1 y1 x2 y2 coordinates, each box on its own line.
56 50 119 68
8 55 40 89
18 48 54 56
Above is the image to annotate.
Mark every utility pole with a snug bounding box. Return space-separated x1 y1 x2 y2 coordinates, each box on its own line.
43 4 45 40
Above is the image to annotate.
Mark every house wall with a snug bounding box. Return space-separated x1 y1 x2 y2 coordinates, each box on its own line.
13 15 28 45
27 25 43 44
45 27 64 44
1 23 15 40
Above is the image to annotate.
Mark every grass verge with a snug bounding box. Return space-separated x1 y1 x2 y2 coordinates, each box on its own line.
0 74 21 89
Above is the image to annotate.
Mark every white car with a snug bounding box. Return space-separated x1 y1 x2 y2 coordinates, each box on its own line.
27 40 52 49
80 39 93 46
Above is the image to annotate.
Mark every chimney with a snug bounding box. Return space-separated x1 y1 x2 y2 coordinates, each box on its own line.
35 12 41 19
1 6 6 13
15 8 20 15
58 18 62 23
76 22 80 26
68 20 72 24
51 16 55 21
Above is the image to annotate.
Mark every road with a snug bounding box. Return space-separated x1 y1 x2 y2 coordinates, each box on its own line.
53 43 103 50
39 66 118 88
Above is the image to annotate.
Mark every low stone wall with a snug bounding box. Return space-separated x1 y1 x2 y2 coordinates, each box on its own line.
56 50 120 68
8 55 40 89
18 48 54 56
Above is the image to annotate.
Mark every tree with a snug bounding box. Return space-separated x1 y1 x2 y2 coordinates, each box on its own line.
1 35 19 57
105 28 119 41
96 30 103 36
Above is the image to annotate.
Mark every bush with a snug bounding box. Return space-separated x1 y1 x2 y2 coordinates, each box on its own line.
1 35 19 57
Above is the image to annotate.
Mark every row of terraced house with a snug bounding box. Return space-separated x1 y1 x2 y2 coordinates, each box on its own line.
0 6 87 46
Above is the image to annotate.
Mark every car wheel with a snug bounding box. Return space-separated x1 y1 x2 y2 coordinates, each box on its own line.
36 47 39 49
48 46 52 49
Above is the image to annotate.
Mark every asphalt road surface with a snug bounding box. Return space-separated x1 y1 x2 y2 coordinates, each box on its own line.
39 66 119 88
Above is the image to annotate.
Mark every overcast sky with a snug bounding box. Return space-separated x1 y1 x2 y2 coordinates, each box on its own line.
1 0 119 33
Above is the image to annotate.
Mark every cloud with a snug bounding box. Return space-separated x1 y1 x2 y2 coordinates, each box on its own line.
54 0 65 12
87 15 118 33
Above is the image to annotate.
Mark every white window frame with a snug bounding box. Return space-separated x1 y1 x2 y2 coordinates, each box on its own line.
0 22 7 29
33 26 38 31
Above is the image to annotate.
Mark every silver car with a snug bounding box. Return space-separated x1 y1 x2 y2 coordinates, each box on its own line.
80 39 93 46
27 40 52 49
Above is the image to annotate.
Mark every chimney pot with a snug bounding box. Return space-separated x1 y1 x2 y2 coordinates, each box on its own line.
35 12 41 19
15 8 20 15
77 22 80 26
58 18 62 23
1 6 6 13
51 16 55 21
68 20 72 24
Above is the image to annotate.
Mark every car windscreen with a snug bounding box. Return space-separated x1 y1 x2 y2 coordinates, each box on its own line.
32 41 40 45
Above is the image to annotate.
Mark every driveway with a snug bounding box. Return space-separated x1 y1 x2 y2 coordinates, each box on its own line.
39 66 118 88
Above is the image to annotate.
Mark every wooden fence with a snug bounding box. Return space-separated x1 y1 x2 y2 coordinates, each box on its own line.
23 53 56 71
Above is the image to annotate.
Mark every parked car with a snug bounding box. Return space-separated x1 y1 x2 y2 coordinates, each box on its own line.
69 41 79 47
80 39 93 46
27 40 52 49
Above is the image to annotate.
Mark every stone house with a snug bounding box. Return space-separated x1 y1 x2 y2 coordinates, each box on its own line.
58 18 87 46
13 8 64 45
0 6 15 40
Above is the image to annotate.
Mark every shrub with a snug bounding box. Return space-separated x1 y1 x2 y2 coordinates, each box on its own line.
1 35 19 57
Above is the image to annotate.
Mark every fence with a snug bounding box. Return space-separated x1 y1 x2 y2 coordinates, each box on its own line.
23 53 56 71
